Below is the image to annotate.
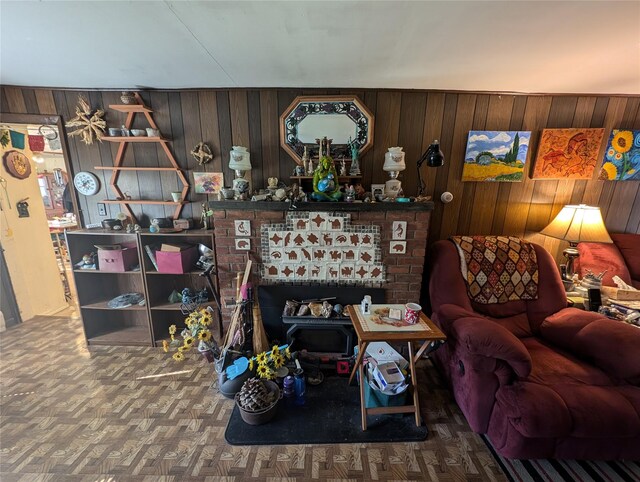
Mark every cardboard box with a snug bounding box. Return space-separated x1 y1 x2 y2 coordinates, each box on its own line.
97 245 138 272
372 362 405 392
156 245 197 273
365 342 409 370
601 285 640 301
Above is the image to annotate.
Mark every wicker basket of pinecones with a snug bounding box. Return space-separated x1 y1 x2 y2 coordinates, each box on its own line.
235 378 280 425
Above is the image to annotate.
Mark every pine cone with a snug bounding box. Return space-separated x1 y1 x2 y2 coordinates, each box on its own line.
238 378 274 411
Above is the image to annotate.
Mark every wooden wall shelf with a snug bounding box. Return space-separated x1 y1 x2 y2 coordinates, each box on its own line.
102 93 188 222
95 166 182 171
102 200 185 206
101 136 168 143
108 104 153 113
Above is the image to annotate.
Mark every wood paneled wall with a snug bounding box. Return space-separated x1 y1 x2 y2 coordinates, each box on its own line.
2 86 639 262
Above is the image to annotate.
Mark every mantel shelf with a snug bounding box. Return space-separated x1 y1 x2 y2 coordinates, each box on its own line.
95 166 182 171
102 200 185 205
290 175 362 180
108 104 153 113
101 136 168 143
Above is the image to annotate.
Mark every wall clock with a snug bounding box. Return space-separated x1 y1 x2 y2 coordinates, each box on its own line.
3 150 32 179
73 171 101 196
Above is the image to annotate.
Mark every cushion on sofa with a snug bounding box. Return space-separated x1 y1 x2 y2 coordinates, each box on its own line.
611 233 640 284
577 241 631 287
540 309 640 383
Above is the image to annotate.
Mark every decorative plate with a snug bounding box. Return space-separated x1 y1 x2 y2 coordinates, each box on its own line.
3 150 32 179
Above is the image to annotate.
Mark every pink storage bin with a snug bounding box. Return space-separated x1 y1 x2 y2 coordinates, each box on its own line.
98 244 138 272
156 246 197 274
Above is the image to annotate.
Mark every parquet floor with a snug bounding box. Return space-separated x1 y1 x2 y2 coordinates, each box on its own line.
0 314 506 482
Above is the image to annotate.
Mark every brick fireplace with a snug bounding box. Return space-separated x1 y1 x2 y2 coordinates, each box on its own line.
209 201 433 319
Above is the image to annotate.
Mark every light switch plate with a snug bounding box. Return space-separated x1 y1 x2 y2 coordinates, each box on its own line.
97 203 107 216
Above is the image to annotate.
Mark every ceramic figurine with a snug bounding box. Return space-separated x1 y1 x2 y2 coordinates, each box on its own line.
149 220 160 233
267 177 278 189
310 146 343 201
340 159 348 177
348 137 361 175
344 184 356 202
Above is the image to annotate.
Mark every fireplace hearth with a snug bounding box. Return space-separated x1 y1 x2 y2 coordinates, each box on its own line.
258 285 385 356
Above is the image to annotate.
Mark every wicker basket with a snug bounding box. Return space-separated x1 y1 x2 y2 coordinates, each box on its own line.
234 380 280 425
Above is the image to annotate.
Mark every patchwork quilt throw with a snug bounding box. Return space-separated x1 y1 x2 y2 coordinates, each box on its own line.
450 235 539 304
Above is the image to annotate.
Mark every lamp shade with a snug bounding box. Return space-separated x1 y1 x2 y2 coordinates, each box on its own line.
425 141 444 167
540 204 612 244
383 147 406 172
229 146 251 171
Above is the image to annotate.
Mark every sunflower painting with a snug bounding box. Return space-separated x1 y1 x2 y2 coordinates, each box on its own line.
532 128 605 179
598 130 640 181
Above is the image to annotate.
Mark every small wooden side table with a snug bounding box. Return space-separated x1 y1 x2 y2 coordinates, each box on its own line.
346 305 446 430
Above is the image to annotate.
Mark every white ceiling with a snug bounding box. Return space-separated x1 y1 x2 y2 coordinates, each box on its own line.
1 1 639 94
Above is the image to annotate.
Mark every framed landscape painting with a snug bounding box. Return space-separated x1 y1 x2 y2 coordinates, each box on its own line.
599 129 640 181
462 131 531 182
532 128 604 179
193 171 223 194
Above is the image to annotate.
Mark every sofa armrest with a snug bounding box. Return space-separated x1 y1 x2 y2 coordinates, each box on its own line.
437 304 532 378
540 308 640 383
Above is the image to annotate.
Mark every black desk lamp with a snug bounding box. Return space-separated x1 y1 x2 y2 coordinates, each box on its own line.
416 140 445 196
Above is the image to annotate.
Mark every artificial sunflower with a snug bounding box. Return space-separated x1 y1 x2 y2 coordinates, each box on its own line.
284 346 291 359
178 345 190 352
184 336 195 347
256 352 267 364
600 162 618 180
256 364 270 378
270 345 280 359
162 340 169 353
169 324 177 335
273 354 285 369
200 311 213 326
249 359 254 371
185 317 192 328
612 130 633 153
173 352 185 361
198 330 212 342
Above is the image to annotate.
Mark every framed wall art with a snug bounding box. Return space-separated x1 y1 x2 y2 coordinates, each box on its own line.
532 128 604 179
599 130 640 181
193 172 223 194
462 131 531 182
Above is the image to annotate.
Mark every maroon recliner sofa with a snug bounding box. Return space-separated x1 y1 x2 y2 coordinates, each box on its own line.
427 239 640 460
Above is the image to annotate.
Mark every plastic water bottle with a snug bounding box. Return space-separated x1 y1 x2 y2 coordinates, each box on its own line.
294 368 306 406
283 375 295 406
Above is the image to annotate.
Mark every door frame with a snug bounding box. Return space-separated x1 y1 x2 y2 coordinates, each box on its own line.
0 242 22 327
0 113 81 224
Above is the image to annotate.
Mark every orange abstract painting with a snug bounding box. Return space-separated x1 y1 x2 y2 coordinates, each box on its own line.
532 128 605 179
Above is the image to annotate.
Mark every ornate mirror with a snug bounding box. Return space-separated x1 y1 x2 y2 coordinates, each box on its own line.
280 96 374 165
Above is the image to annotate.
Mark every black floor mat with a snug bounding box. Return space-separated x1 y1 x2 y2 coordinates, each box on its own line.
225 376 429 445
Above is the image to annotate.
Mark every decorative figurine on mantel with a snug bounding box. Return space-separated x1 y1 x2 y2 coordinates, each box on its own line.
348 137 361 175
302 146 314 175
201 202 213 230
310 137 342 202
340 158 348 177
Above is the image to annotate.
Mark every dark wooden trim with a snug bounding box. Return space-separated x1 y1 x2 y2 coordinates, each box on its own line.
208 200 434 212
2 84 639 98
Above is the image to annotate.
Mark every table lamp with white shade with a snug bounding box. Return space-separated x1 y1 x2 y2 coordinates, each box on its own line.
540 204 612 280
383 147 406 198
229 146 251 198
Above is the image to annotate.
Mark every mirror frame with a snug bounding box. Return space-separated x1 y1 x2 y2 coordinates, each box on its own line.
280 95 374 165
